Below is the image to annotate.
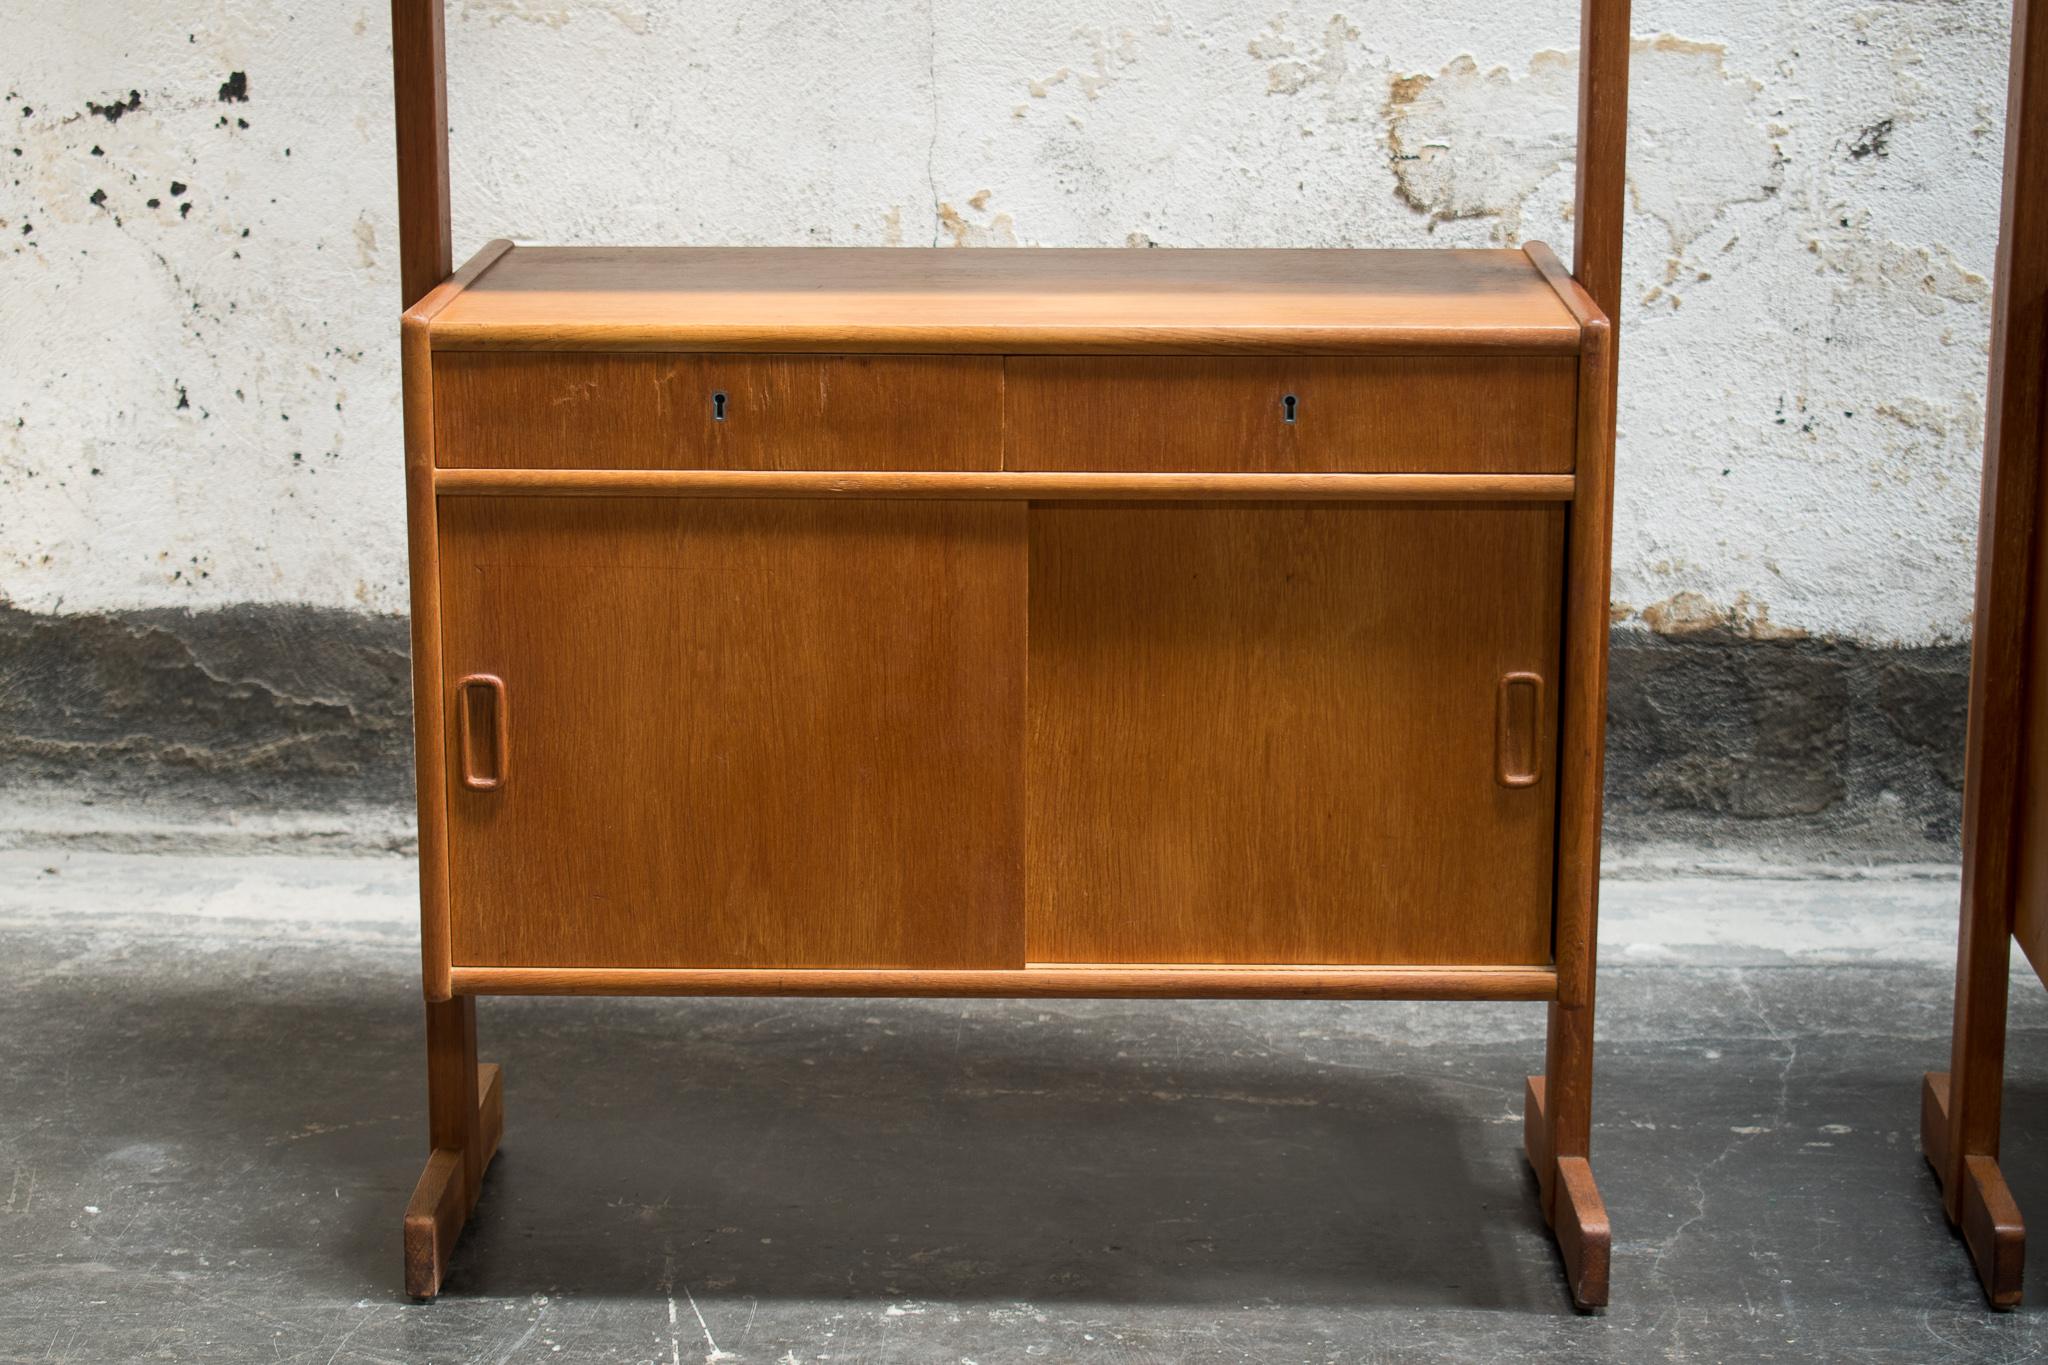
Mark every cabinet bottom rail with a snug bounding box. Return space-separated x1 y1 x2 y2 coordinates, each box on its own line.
442 963 1559 1000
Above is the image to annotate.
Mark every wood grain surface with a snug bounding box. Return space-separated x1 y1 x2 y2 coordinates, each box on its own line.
433 352 1002 470
1005 355 1576 473
1026 501 1564 966
426 245 1585 355
437 495 1027 969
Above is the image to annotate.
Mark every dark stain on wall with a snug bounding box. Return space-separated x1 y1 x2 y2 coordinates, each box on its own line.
1848 116 1895 160
0 604 413 812
0 605 1971 861
1606 630 1968 858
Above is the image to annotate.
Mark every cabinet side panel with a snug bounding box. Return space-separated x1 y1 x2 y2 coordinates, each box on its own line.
1552 319 1613 1007
438 495 1027 970
1027 501 1563 966
404 321 454 998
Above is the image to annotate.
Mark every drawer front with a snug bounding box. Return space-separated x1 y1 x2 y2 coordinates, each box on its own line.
1005 355 1576 473
434 352 1002 470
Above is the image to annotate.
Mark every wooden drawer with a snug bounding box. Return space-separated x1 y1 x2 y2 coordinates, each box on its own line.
1004 355 1577 473
433 352 1002 470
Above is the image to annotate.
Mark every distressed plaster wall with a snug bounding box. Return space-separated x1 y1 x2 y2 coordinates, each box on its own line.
0 2 2015 860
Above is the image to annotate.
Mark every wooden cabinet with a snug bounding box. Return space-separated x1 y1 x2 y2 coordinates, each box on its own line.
423 295 1584 980
396 241 1621 1306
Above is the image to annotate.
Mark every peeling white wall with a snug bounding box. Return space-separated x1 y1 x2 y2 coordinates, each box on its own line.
1 1 2012 645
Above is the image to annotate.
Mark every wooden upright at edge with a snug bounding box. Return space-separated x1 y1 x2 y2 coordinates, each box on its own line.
389 0 1632 1308
1923 0 2048 1311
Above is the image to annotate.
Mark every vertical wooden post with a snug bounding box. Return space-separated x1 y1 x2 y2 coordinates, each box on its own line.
1925 0 2048 1310
1526 0 1629 1312
404 999 504 1298
392 0 499 1301
427 997 483 1189
1571 0 1632 322
392 0 452 309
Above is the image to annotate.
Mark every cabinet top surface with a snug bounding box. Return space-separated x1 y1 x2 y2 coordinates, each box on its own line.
419 244 1591 355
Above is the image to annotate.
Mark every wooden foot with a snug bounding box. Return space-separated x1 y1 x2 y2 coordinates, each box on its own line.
1524 1075 1611 1310
1923 1071 2024 1309
404 1061 503 1299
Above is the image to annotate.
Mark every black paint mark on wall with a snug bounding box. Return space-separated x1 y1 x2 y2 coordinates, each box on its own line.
218 71 249 103
0 605 1972 861
1849 117 1894 159
86 90 141 122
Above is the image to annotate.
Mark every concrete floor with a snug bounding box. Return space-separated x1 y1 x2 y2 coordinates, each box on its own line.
3 854 2048 1362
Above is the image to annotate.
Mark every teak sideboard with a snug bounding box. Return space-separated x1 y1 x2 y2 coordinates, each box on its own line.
388 0 1632 1309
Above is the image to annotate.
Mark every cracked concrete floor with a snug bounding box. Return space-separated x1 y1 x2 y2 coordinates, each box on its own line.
2 851 2047 1362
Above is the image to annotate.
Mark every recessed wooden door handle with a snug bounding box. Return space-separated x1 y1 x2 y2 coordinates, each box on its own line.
1495 671 1544 789
455 673 508 793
